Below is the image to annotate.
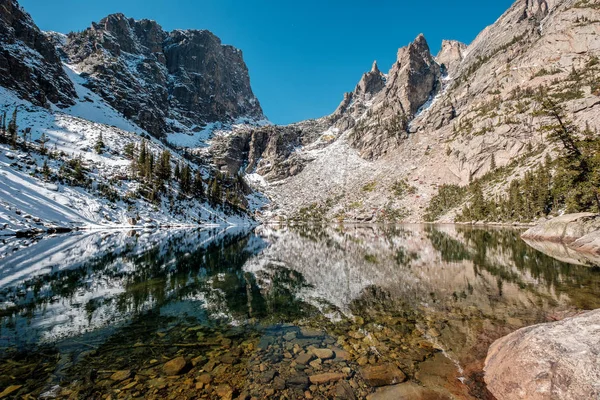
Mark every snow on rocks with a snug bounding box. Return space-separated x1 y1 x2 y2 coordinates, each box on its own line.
0 66 256 236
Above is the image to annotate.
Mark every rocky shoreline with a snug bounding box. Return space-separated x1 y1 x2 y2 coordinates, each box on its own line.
521 213 600 266
483 214 600 399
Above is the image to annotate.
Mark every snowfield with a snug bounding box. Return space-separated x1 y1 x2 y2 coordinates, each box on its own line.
0 64 260 236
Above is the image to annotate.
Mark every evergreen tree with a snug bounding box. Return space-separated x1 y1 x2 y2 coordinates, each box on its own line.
210 178 222 205
145 151 154 181
174 162 181 181
180 164 192 194
42 159 51 180
490 153 496 170
0 110 6 142
40 132 48 155
8 108 17 149
193 170 204 197
155 150 172 183
138 140 147 179
124 142 135 159
95 131 105 154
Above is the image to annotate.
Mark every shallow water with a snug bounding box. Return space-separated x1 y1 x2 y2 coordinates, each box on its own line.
0 224 599 399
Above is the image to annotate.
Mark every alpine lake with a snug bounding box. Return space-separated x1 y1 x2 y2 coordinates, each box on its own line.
1 224 599 399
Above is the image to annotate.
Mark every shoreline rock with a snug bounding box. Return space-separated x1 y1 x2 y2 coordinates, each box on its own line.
521 213 600 264
521 213 600 244
484 309 600 400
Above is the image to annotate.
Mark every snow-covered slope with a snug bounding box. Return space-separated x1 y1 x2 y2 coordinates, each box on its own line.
0 63 259 236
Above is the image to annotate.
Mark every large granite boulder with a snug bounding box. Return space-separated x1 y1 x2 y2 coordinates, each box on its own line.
484 309 600 400
521 213 600 244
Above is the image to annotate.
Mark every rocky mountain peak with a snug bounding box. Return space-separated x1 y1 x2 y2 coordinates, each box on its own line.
386 33 441 116
436 39 467 76
371 60 380 73
62 14 264 138
0 0 76 107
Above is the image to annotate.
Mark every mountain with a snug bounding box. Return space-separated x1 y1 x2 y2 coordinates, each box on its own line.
0 0 76 107
0 0 265 235
224 0 600 223
1 0 599 230
58 14 265 139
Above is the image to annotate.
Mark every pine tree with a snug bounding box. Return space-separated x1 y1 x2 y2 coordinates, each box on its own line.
124 142 135 159
145 152 154 181
42 159 51 180
0 110 6 141
155 150 172 183
138 140 147 179
180 164 192 195
193 170 204 197
8 108 18 149
40 132 48 155
210 178 221 205
22 127 30 150
174 162 181 181
95 131 105 154
490 153 496 170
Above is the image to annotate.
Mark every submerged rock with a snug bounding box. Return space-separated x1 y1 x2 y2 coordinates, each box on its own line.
360 364 407 387
484 309 600 400
366 382 451 400
163 356 188 376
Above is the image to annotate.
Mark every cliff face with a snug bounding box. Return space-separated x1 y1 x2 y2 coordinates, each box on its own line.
62 14 264 138
227 0 600 223
0 0 76 107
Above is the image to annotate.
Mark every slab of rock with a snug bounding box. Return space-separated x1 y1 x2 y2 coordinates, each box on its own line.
295 352 315 365
366 382 451 400
311 348 335 360
110 370 132 382
286 373 309 389
215 384 233 400
361 364 407 387
521 213 600 244
485 309 600 400
309 372 346 385
163 356 188 376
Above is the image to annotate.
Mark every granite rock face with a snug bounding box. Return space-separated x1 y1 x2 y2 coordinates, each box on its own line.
61 13 263 138
232 0 600 223
0 0 76 107
339 34 443 160
435 40 466 77
484 309 600 400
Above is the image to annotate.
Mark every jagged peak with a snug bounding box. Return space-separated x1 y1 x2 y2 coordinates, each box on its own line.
397 33 432 63
371 60 380 73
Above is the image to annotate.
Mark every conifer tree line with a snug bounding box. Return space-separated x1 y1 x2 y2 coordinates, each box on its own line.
128 139 246 210
456 96 600 222
0 108 19 149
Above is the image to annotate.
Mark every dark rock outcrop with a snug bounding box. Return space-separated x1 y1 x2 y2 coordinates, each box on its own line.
0 0 76 107
62 13 263 138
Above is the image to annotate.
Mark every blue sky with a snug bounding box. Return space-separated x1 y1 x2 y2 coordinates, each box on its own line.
21 0 514 124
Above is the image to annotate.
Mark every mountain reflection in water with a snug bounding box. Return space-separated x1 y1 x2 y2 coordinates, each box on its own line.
1 224 599 399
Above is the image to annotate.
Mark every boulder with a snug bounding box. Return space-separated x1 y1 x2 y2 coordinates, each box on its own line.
484 309 600 400
163 356 189 376
110 370 132 382
366 382 451 400
521 213 600 244
308 372 346 385
360 364 407 387
311 348 334 360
